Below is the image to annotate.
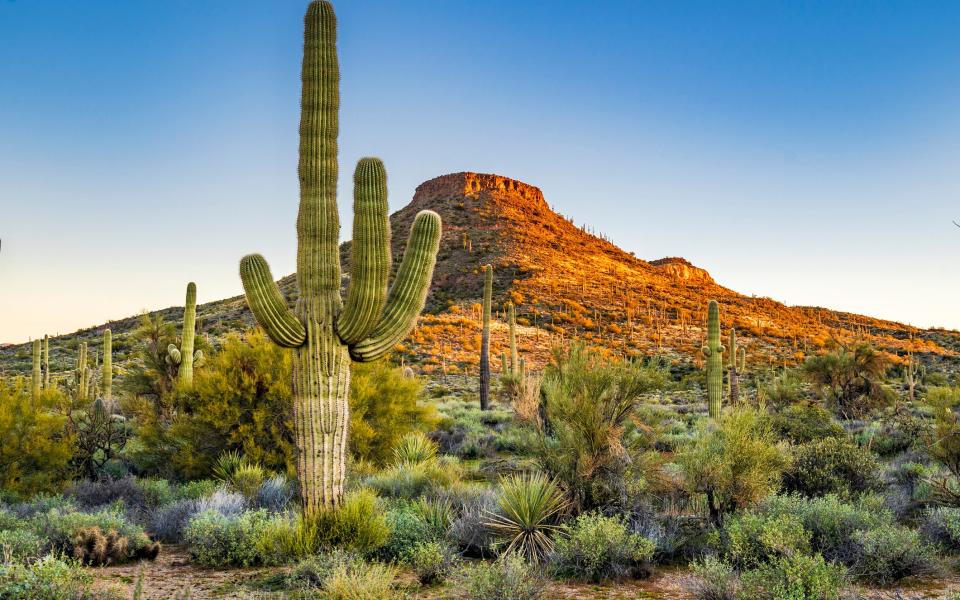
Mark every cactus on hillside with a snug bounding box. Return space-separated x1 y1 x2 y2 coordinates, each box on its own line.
102 329 112 401
701 300 724 418
480 265 493 410
728 328 744 405
507 302 519 376
76 342 90 403
237 0 442 513
166 282 204 385
31 339 41 399
43 334 49 389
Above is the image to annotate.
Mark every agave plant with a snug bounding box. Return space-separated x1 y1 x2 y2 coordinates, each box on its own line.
393 432 439 466
485 472 568 563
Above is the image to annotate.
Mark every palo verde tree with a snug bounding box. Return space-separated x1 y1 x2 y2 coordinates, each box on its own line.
238 0 442 513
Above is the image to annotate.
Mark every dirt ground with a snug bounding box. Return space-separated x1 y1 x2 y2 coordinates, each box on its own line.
89 547 960 599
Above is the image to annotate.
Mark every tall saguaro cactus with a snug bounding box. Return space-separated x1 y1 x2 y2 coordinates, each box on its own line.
32 339 41 399
480 265 492 411
102 329 112 401
238 0 442 514
167 282 203 386
702 300 724 418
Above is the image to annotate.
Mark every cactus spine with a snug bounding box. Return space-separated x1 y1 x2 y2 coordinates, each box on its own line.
702 300 724 418
32 339 41 399
507 302 519 376
167 282 202 385
238 0 442 514
479 265 492 410
102 329 112 401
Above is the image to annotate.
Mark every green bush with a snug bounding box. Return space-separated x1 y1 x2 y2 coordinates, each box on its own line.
382 503 437 561
183 508 273 567
407 540 458 584
486 472 568 564
677 408 788 525
802 344 894 419
739 554 845 600
685 556 737 600
770 403 844 444
785 437 880 498
28 506 153 563
0 383 74 497
849 524 937 585
322 559 398 600
716 511 810 571
454 552 546 600
0 529 43 563
313 488 390 555
921 506 960 551
550 512 654 582
0 556 98 600
759 370 807 409
364 457 462 499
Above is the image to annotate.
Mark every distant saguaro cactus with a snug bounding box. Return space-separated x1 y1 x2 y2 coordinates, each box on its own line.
480 265 493 410
75 342 90 403
727 328 744 405
31 339 41 399
43 334 49 389
237 0 442 513
166 282 203 386
102 329 112 401
702 300 724 418
507 302 519 376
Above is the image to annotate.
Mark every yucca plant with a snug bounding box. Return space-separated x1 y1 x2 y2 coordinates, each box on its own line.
414 497 455 536
485 472 568 563
393 432 438 466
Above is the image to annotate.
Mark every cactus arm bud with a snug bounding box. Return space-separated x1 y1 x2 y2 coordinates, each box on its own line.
167 344 182 365
240 254 307 347
337 158 391 344
349 210 442 362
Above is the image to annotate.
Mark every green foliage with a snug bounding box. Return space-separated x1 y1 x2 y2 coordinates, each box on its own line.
537 343 669 510
0 555 96 600
407 540 459 584
770 403 844 444
921 506 960 551
551 512 655 582
715 511 810 571
28 506 154 564
392 431 438 466
183 508 274 567
686 556 737 600
364 457 462 500
212 452 268 499
677 407 788 524
758 369 807 409
454 552 546 600
486 472 568 563
321 559 399 600
382 503 437 561
350 361 438 465
0 529 43 563
312 488 390 555
802 343 894 419
848 523 937 585
738 554 846 600
0 382 73 496
785 437 880 498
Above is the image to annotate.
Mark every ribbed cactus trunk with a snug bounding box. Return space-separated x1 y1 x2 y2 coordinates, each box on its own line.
507 302 518 375
76 342 89 403
179 283 197 385
43 334 49 389
728 328 739 405
479 265 492 411
701 300 724 418
31 339 41 399
239 0 441 515
102 329 112 401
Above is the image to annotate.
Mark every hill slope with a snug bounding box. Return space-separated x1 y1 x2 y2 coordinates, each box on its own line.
3 172 958 377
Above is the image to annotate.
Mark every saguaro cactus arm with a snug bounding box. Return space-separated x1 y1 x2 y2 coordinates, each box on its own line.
349 210 442 362
337 158 391 345
240 254 307 347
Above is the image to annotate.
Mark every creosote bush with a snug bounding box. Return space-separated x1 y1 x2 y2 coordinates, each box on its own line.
785 436 880 499
453 552 546 600
550 512 655 582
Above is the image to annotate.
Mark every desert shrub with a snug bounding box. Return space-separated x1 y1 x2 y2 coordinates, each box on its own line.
536 344 669 511
550 512 655 582
65 477 143 512
715 511 810 571
758 370 807 408
0 383 73 497
183 508 273 567
0 529 43 563
454 552 546 600
29 507 154 562
280 550 360 589
212 452 269 499
322 559 398 600
0 555 96 600
193 488 246 518
173 479 219 501
392 432 438 466
862 409 929 457
849 523 937 585
149 498 199 543
449 488 498 557
312 488 390 555
135 478 175 510
802 344 894 419
785 437 880 498
684 556 737 600
382 503 436 561
486 472 568 563
349 361 438 465
70 525 160 566
364 457 462 499
254 475 294 513
407 540 459 584
921 506 960 551
738 553 846 600
677 408 788 525
770 403 844 444
641 513 713 565
6 495 75 519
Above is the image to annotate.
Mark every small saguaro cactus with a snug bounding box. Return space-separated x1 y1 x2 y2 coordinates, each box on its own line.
102 329 112 401
75 342 90 403
166 282 203 385
507 302 519 376
479 265 493 411
701 300 724 418
237 0 442 514
31 339 41 399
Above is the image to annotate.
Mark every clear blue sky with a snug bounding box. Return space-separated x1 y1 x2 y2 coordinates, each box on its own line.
1 0 959 342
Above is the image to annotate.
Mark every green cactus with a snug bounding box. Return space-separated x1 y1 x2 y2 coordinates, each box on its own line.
728 328 740 405
76 342 90 403
480 264 492 410
32 339 41 399
507 302 519 376
43 334 49 389
702 300 725 418
102 329 112 401
166 282 203 385
237 0 442 513
501 352 508 375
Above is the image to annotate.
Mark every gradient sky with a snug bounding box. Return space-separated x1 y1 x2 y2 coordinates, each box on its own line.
1 1 959 343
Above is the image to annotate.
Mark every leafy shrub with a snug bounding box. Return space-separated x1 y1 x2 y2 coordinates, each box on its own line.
193 488 246 518
254 475 294 513
454 552 546 600
322 559 398 600
678 408 788 525
173 479 218 501
759 370 807 409
183 508 273 567
0 529 43 563
739 553 846 600
550 512 655 582
802 344 893 419
313 488 390 555
281 550 359 589
486 472 568 563
684 556 737 600
716 511 810 571
149 498 199 543
448 488 498 557
770 403 843 444
407 540 458 584
382 503 436 561
364 457 462 499
849 523 937 585
785 437 880 498
0 556 96 600
921 506 960 551
0 384 73 496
